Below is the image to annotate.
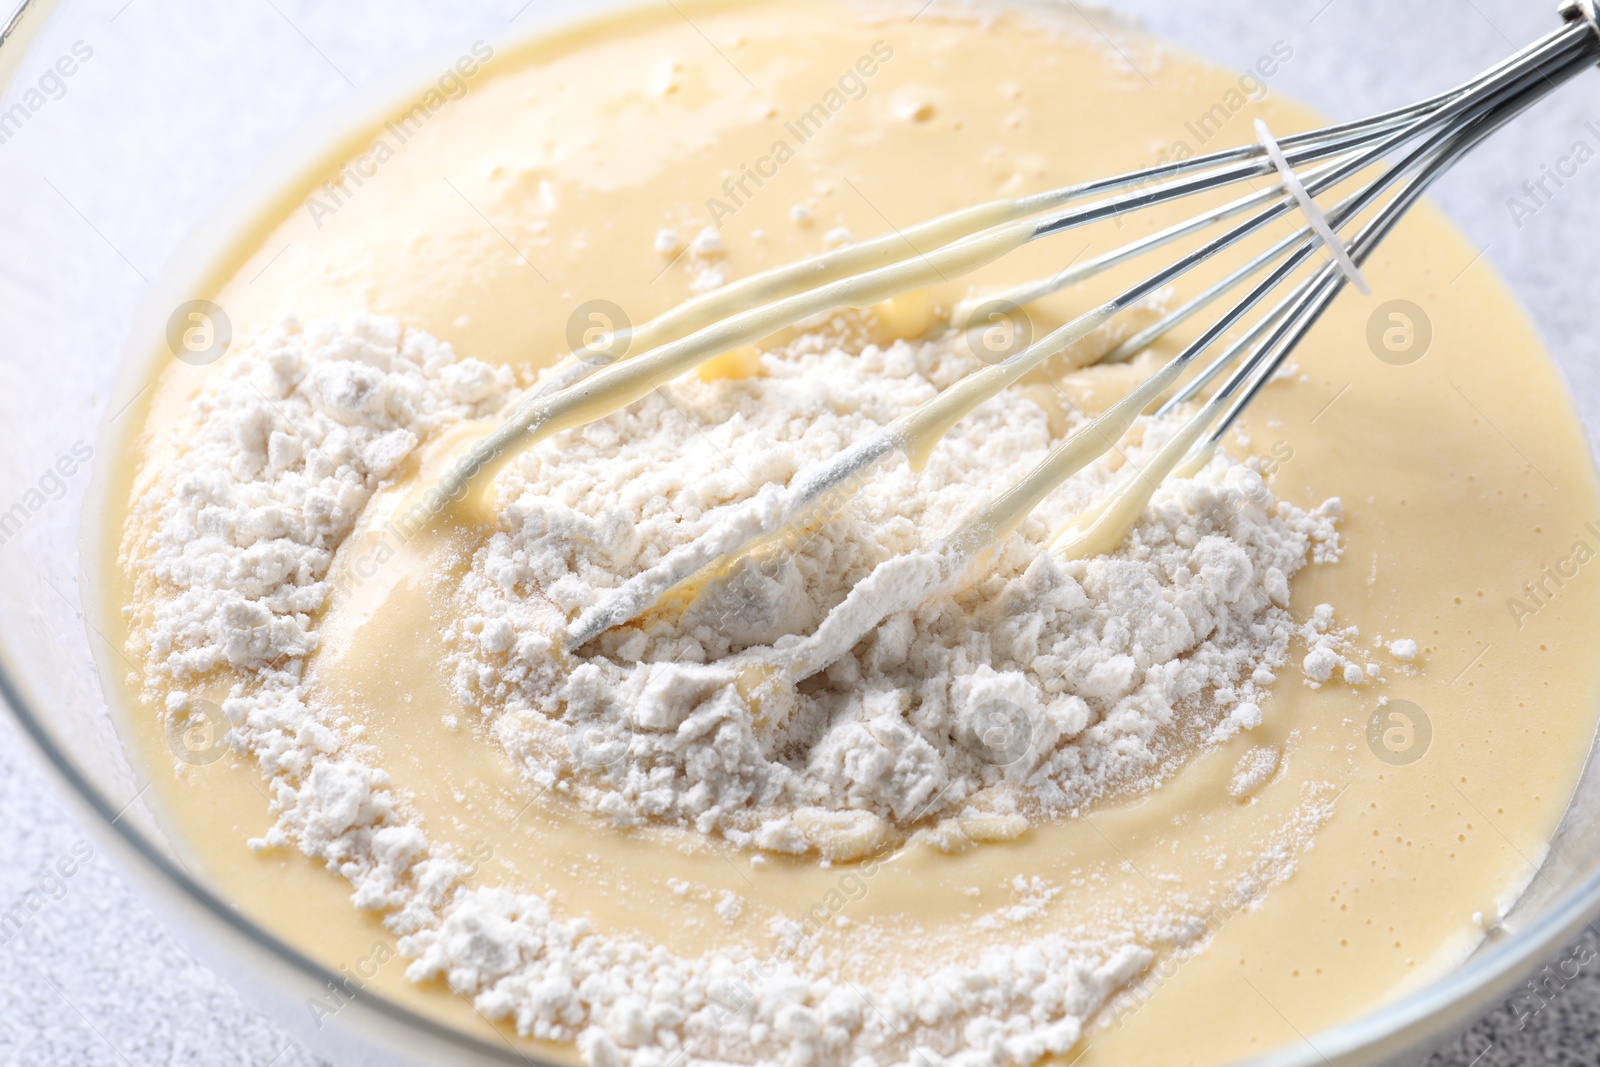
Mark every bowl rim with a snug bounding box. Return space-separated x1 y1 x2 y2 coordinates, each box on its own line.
3 1 1600 1064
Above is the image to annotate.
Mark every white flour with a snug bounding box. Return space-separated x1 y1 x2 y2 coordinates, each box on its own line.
120 312 1362 1067
120 315 514 891
453 320 1344 859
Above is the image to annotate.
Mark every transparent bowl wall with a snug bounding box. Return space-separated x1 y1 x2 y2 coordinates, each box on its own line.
1 1 1598 1065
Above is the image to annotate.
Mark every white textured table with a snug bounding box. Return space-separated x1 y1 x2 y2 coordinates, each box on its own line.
3 0 1600 1064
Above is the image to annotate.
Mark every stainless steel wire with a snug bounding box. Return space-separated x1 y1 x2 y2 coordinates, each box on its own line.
488 8 1600 650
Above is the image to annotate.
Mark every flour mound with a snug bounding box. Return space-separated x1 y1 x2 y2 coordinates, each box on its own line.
123 314 509 686
120 314 511 878
402 889 1154 1067
451 324 1343 856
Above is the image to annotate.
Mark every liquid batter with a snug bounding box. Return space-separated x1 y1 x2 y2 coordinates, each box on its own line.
87 1 1600 1064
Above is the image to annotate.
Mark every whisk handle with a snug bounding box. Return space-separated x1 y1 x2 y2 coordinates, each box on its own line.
1562 0 1600 47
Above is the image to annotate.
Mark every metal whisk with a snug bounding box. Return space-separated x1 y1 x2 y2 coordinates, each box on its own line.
425 2 1600 675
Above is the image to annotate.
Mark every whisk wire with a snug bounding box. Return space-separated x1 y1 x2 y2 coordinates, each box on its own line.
768 69 1598 684
537 14 1600 650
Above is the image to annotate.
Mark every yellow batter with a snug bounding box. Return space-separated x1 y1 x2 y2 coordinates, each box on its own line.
86 1 1600 1065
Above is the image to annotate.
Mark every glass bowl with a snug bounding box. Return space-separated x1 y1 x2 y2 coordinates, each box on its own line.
1 1 1596 1064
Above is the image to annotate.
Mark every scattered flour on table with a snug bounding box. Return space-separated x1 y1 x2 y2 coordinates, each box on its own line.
118 313 1371 1067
